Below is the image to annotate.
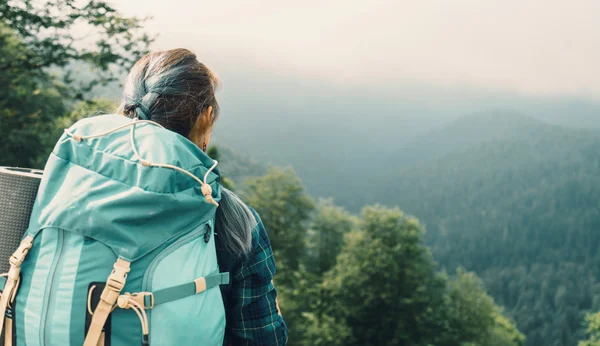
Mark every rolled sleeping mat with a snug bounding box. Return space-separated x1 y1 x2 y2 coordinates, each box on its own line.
0 167 43 273
0 168 42 346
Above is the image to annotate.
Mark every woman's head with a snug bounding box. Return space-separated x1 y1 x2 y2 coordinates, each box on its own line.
119 48 219 151
121 49 254 256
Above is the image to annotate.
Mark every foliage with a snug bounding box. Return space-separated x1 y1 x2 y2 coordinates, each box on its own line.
449 269 525 346
0 0 151 168
320 206 451 345
347 114 600 345
0 24 65 168
304 198 356 275
0 0 152 98
291 204 522 346
211 144 266 189
580 313 600 346
206 145 235 190
300 311 354 346
243 167 315 272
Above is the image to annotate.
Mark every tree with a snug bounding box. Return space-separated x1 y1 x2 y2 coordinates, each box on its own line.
0 24 66 168
311 205 525 346
320 205 452 346
305 198 356 275
580 313 600 346
449 269 525 346
0 0 152 98
243 167 314 272
0 1 151 167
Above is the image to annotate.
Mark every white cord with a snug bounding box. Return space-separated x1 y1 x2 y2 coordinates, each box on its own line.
64 119 164 142
64 118 219 206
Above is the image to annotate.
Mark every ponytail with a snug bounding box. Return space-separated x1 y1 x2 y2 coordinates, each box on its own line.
214 188 255 257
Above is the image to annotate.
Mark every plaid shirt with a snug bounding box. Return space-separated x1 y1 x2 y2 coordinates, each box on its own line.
217 210 288 346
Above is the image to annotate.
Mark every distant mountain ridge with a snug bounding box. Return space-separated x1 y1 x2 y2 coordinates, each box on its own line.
385 111 546 167
363 112 600 345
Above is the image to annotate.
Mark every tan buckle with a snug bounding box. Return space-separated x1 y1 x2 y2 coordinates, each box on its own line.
117 292 154 310
133 292 154 309
99 259 131 303
106 262 130 292
9 237 34 268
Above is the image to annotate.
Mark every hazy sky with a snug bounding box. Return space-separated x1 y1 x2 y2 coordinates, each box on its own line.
115 0 599 100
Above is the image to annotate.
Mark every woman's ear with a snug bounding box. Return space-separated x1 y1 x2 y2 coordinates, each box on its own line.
189 105 213 148
198 105 213 130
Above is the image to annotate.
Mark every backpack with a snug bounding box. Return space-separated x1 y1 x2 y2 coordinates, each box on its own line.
0 114 229 346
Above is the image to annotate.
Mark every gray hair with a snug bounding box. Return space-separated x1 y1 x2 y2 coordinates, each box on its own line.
119 49 253 256
215 188 256 256
118 48 220 138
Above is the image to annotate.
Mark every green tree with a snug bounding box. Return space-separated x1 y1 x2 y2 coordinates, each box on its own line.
320 205 452 346
0 25 66 168
308 205 525 346
305 198 356 275
243 167 314 272
0 1 151 167
1 0 152 97
579 313 600 346
449 269 525 346
301 311 354 346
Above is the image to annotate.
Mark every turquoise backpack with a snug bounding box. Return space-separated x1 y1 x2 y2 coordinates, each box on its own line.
0 114 229 345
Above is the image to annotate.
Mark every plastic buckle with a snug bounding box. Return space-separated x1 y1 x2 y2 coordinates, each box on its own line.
106 263 130 292
118 292 154 310
9 238 33 268
107 273 127 292
132 292 154 309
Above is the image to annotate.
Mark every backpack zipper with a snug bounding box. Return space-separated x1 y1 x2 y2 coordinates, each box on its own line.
142 220 211 292
204 224 212 243
39 229 66 345
140 220 212 336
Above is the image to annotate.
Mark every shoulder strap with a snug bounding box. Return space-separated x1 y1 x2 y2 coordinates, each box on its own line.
84 258 130 346
0 236 34 341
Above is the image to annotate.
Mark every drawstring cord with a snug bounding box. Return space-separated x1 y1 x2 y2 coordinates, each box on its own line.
87 288 149 345
117 295 149 342
64 118 219 206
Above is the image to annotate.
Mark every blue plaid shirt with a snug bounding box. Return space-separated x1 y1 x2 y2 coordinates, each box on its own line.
217 210 288 346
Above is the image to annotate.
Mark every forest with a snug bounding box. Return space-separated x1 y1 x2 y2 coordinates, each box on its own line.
3 1 600 345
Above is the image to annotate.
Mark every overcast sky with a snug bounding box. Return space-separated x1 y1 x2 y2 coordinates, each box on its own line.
114 0 599 100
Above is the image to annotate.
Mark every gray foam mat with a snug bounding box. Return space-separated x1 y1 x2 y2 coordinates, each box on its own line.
0 168 42 346
0 167 42 273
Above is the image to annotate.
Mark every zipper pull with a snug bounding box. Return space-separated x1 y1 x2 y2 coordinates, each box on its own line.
204 224 212 243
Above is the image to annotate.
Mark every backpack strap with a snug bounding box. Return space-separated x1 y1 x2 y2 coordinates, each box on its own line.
118 272 230 310
109 272 228 345
0 236 34 340
84 258 130 346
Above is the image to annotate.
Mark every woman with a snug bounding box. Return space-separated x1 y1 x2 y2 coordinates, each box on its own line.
118 48 287 345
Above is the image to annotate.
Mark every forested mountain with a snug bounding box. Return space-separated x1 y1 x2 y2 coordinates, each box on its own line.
356 113 600 345
216 109 600 345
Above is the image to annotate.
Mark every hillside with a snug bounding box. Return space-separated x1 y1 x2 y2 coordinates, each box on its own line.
365 113 600 345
